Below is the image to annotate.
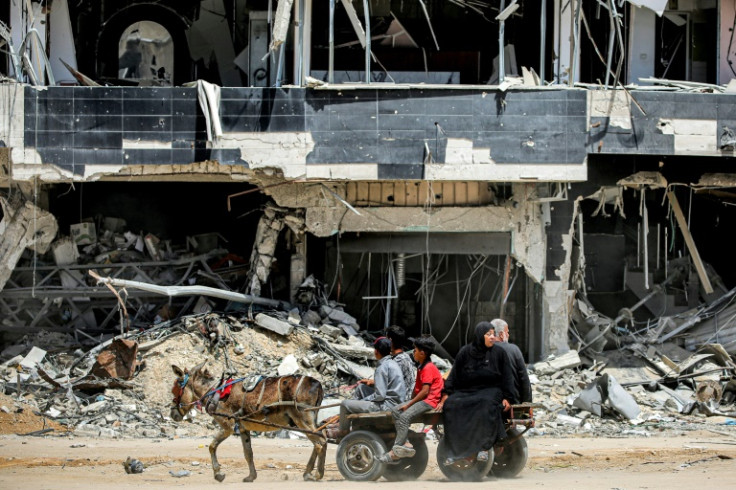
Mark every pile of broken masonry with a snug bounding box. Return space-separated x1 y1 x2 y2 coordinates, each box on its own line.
1 305 735 440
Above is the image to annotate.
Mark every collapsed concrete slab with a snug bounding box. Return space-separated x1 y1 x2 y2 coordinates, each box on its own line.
0 197 58 291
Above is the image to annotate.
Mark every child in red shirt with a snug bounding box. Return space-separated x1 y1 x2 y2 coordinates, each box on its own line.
379 336 444 463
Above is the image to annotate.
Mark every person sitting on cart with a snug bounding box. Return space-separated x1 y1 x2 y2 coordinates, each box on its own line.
386 325 416 403
337 337 406 433
436 321 516 465
491 318 533 404
378 336 444 463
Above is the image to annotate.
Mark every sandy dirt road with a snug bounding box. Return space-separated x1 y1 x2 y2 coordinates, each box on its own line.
1 430 735 489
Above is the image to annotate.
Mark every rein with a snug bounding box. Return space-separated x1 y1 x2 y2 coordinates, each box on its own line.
173 373 248 412
172 373 190 408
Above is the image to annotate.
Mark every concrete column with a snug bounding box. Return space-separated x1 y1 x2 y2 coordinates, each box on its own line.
290 236 307 303
628 5 656 85
553 0 578 84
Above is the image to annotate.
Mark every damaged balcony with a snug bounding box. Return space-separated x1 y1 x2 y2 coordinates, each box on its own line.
1 1 729 89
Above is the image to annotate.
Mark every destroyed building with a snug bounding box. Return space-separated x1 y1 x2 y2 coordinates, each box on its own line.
2 0 736 372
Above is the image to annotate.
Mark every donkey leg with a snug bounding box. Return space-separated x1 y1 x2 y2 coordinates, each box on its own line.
315 435 328 481
290 411 326 481
239 429 258 482
210 426 232 482
302 433 327 481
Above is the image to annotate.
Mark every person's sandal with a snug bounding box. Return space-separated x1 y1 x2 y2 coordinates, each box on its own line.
443 457 458 466
377 451 400 464
392 445 416 458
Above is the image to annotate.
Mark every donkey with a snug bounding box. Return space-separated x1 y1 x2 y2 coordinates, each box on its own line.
171 363 327 482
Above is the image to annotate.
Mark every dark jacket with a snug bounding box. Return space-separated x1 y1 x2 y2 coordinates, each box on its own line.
496 341 533 403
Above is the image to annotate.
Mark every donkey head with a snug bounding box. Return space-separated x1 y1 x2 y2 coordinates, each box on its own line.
170 362 214 421
170 364 193 421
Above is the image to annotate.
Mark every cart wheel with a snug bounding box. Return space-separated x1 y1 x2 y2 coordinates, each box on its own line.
436 437 493 482
490 428 528 478
336 430 387 481
382 434 429 481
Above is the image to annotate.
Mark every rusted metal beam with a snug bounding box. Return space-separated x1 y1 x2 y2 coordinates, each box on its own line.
666 189 713 294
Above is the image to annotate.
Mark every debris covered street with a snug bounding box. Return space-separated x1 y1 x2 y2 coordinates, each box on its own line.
1 309 735 486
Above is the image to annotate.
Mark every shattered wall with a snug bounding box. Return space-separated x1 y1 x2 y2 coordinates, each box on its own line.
587 90 736 156
12 86 590 180
9 85 734 184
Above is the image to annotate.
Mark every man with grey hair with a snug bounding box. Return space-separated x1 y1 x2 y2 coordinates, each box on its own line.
491 318 532 403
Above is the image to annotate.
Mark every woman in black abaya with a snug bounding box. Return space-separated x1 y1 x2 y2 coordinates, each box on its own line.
438 321 517 463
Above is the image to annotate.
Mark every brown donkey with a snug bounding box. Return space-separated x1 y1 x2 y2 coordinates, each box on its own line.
171 363 327 482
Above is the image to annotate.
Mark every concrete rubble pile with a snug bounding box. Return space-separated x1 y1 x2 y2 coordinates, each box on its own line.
1 304 733 440
528 343 736 437
0 287 450 438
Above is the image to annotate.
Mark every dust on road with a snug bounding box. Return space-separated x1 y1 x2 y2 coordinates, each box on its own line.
1 431 735 489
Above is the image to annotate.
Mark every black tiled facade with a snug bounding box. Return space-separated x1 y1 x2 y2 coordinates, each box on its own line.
23 86 729 177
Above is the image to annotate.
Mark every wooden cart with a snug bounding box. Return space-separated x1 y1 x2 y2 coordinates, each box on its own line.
328 403 536 482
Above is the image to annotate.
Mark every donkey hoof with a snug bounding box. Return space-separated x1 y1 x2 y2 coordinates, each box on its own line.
242 476 256 482
303 473 316 482
215 473 226 482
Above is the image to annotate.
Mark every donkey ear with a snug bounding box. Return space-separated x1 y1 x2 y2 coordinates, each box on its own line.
172 365 185 377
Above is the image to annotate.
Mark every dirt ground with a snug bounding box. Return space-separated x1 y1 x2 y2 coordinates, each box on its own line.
1 430 735 489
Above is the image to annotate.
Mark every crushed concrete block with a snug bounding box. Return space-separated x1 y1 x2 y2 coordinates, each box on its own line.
98 427 120 438
573 373 642 420
20 346 47 370
556 414 584 427
320 305 359 328
301 310 322 326
0 354 23 368
288 309 301 325
277 354 299 376
347 335 366 347
328 342 374 360
319 324 342 339
255 313 295 336
340 324 359 337
532 351 581 375
337 358 375 379
74 424 100 437
51 237 79 265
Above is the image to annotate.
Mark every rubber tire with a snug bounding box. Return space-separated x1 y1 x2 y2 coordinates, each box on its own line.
382 435 429 481
336 430 388 481
436 437 494 482
490 427 528 478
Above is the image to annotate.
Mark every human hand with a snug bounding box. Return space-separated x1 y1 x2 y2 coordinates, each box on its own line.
502 399 510 411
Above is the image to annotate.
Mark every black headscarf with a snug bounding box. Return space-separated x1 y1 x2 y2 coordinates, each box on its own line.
470 321 493 358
